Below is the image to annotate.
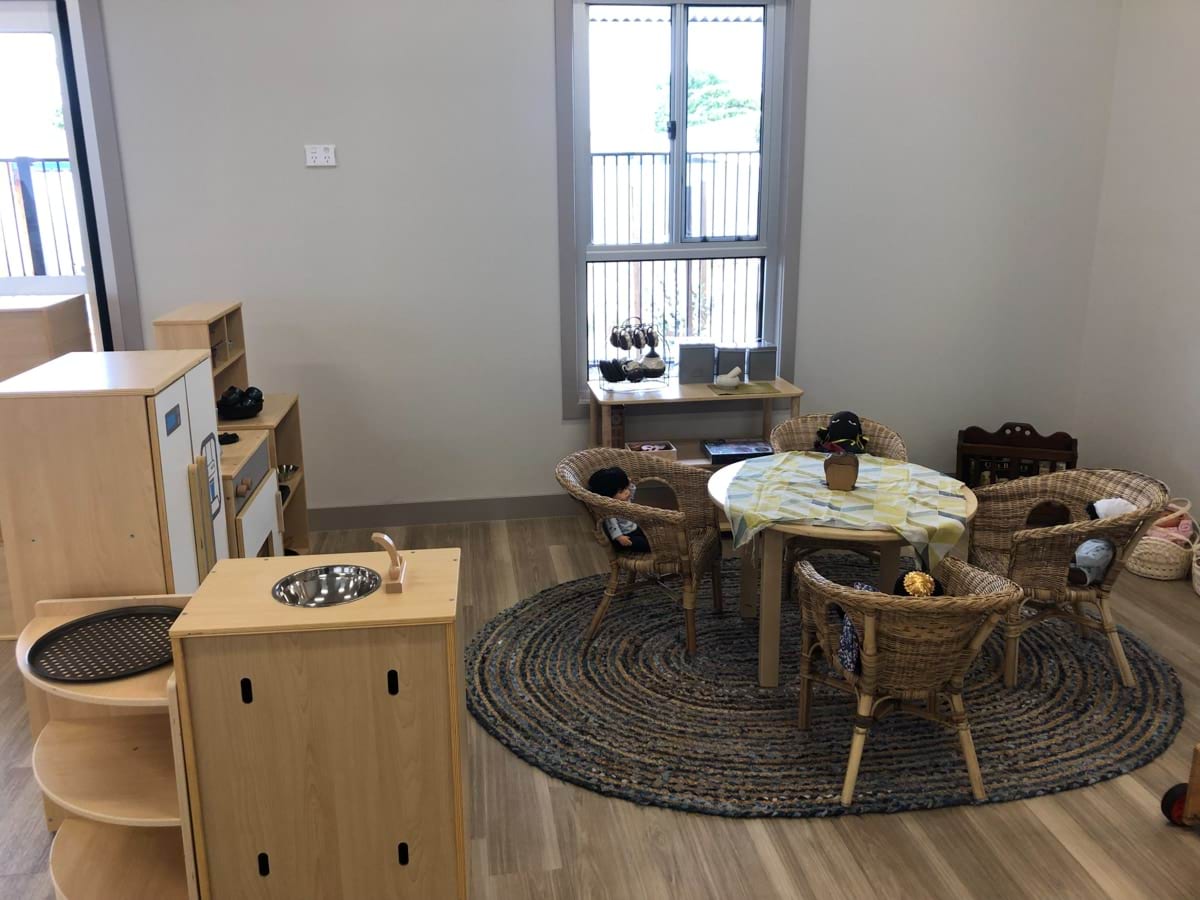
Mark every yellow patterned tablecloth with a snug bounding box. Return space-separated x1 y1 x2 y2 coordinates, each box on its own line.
724 451 969 569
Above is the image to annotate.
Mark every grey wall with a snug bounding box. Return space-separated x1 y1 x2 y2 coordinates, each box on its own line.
98 0 1151 516
1076 1 1200 501
795 1 1121 473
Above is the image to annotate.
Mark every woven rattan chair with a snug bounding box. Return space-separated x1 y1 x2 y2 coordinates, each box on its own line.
795 555 1022 804
968 468 1169 688
556 448 723 655
770 414 908 461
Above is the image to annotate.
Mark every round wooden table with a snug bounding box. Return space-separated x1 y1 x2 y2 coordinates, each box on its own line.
708 459 978 688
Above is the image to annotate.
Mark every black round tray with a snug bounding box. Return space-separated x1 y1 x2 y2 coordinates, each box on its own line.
27 606 182 684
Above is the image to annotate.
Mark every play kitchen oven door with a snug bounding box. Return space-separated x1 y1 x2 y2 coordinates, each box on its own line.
152 362 230 591
227 442 282 557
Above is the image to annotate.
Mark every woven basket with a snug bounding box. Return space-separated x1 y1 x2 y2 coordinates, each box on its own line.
1128 498 1194 580
1192 544 1200 596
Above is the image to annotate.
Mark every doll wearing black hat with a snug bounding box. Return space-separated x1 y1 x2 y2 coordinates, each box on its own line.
588 467 651 553
814 410 869 454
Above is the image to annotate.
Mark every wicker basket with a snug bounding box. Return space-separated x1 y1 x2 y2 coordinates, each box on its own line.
1128 499 1194 580
1192 544 1200 596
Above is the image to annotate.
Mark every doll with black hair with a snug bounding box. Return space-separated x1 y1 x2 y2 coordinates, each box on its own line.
588 466 651 553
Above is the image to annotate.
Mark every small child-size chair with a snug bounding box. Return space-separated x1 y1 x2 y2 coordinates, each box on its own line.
556 448 723 655
968 468 1169 688
794 555 1022 805
770 414 909 461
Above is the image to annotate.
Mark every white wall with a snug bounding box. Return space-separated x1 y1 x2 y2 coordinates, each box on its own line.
97 0 1135 513
99 0 585 509
1075 1 1200 501
796 0 1121 473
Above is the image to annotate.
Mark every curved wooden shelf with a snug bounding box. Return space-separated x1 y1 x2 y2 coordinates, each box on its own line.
34 716 180 827
16 614 172 707
50 819 189 900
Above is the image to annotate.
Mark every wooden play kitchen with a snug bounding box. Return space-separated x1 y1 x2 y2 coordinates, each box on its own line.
218 429 282 558
12 548 465 899
153 302 311 553
171 550 466 899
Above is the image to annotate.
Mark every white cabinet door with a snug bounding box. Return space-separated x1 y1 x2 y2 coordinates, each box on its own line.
151 377 200 593
236 471 282 557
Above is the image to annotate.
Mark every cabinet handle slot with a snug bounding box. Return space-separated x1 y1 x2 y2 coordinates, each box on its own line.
397 842 409 866
257 852 270 876
241 678 254 704
387 669 399 695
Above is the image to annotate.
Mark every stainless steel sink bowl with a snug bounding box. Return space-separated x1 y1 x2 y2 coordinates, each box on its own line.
272 565 382 608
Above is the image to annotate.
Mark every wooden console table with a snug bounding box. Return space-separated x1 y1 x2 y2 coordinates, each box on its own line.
588 378 804 467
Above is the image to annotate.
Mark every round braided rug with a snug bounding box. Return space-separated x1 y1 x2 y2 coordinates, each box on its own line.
466 555 1185 817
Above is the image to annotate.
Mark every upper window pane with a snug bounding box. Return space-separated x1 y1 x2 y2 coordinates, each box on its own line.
588 5 671 246
685 6 764 241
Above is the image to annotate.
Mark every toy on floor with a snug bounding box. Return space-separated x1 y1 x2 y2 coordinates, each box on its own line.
1067 497 1136 585
1161 742 1200 829
813 411 868 454
588 466 650 553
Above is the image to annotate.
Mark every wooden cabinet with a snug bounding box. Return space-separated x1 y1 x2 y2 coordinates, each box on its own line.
152 301 247 403
171 550 466 900
0 294 92 638
218 430 281 558
0 351 230 739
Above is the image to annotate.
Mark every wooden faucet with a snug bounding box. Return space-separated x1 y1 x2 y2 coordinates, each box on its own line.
371 532 407 593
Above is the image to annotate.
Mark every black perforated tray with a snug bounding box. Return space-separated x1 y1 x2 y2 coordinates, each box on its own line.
27 606 182 683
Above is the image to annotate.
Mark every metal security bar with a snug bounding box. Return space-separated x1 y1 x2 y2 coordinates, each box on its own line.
586 256 763 370
1 157 85 278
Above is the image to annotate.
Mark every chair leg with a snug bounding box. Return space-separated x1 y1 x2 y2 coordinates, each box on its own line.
1096 595 1136 688
583 567 631 649
710 558 724 615
683 584 698 656
798 623 815 730
1003 608 1021 688
949 693 987 801
1072 600 1088 639
841 694 873 807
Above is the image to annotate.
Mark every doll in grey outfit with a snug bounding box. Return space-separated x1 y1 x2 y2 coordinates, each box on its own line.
588 466 651 553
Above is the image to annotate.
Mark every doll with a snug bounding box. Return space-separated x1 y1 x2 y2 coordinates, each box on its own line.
588 466 651 553
813 411 869 454
1069 497 1136 585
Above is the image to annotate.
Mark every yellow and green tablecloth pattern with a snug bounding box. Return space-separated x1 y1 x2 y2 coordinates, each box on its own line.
724 451 968 569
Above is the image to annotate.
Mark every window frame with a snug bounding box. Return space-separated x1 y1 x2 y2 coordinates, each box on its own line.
557 0 809 417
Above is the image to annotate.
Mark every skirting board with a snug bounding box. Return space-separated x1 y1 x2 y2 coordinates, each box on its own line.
310 494 579 532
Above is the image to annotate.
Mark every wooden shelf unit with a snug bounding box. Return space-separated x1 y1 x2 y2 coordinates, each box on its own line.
220 393 310 552
50 819 191 900
152 301 247 402
587 378 805 467
17 594 198 899
33 716 181 827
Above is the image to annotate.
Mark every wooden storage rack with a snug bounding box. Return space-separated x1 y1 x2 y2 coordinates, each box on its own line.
16 594 197 900
152 301 247 403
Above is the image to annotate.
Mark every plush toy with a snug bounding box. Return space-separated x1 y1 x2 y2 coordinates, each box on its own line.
892 570 945 597
814 411 868 454
1069 497 1136 585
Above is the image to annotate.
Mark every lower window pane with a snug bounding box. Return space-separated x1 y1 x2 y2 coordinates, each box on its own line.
586 258 763 375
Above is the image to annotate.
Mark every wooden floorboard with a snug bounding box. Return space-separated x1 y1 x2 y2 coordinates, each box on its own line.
2 513 1197 898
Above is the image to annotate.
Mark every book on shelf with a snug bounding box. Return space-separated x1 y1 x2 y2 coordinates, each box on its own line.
702 439 773 464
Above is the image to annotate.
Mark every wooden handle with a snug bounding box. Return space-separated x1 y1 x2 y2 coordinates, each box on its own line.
371 532 401 579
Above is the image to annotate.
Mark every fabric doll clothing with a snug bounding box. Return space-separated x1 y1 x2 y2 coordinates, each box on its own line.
1073 539 1114 585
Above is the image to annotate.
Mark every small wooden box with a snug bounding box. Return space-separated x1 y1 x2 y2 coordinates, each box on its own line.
625 440 678 461
171 550 466 900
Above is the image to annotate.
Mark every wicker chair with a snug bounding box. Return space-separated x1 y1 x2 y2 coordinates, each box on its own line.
968 468 1169 688
770 414 908 461
556 448 723 655
795 555 1022 805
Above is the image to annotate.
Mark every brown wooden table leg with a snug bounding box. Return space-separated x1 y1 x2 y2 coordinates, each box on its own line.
762 398 773 441
790 397 803 419
589 397 600 447
758 529 785 688
878 543 901 592
738 536 759 620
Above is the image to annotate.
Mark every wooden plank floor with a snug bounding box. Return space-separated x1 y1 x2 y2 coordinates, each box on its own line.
2 514 1198 898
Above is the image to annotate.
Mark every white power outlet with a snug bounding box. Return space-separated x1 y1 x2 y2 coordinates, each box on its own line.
304 144 336 167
